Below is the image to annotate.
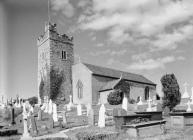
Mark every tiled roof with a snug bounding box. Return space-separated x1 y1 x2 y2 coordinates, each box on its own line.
84 63 156 86
100 79 121 91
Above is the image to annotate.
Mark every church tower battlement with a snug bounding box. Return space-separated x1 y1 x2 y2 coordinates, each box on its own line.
38 22 74 104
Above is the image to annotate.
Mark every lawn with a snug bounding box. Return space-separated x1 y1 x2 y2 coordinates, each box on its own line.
65 117 193 140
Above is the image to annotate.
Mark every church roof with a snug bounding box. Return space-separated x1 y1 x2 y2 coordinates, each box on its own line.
99 79 121 92
83 63 156 86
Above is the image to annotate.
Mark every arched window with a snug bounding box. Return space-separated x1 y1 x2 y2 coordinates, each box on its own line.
145 87 149 100
76 80 83 99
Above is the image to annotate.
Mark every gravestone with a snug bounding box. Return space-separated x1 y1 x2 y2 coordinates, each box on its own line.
77 104 82 116
146 97 153 112
98 104 106 128
10 106 16 125
62 110 67 124
187 101 192 112
86 103 92 116
20 118 33 140
122 94 128 111
48 99 53 114
37 107 42 121
67 95 73 111
191 87 193 104
88 107 95 126
137 96 143 105
52 103 58 122
29 115 38 136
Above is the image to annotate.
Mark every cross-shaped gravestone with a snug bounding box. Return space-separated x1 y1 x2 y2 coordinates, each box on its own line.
52 103 58 122
29 115 38 136
182 82 189 98
137 96 143 105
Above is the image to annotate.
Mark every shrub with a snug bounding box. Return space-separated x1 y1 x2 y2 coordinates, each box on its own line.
161 73 181 111
107 90 123 105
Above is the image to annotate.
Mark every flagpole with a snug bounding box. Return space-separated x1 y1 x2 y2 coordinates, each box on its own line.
48 0 51 22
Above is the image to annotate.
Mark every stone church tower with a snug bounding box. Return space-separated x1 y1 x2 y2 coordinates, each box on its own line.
37 22 74 104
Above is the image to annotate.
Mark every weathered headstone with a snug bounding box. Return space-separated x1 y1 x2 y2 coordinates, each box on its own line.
77 104 82 116
88 107 95 126
52 103 58 122
37 107 42 121
62 110 67 124
29 115 38 136
98 104 106 128
20 119 33 140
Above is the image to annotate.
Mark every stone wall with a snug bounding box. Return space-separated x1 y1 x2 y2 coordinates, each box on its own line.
72 63 92 104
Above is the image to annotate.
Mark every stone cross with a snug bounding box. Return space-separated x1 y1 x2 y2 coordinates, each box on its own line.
77 104 82 116
98 104 106 128
52 103 58 122
122 94 128 111
20 119 32 140
187 100 192 112
182 82 189 98
146 97 153 112
137 96 143 105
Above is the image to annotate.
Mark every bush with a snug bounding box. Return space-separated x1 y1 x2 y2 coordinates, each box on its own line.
161 74 181 111
28 96 38 106
107 90 123 105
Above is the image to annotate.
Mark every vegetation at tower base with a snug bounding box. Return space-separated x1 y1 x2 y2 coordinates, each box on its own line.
161 73 181 111
107 90 123 105
50 67 65 103
39 77 45 102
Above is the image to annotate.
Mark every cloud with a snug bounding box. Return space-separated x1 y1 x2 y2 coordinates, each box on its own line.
151 24 193 51
89 49 127 56
51 0 75 18
96 43 104 47
79 0 193 48
127 56 183 70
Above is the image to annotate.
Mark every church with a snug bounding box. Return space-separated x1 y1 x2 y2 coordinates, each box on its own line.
37 23 157 105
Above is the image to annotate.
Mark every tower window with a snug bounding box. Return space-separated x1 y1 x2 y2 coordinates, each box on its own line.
76 80 83 99
145 87 149 100
62 51 67 60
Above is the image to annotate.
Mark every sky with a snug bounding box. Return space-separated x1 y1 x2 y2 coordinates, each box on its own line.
0 0 193 99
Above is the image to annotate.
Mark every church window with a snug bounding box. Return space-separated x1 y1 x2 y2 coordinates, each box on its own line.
145 87 149 100
62 51 67 60
76 80 83 99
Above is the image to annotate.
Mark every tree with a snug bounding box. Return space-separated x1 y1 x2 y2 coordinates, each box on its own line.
107 90 123 105
28 96 38 106
161 74 181 111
